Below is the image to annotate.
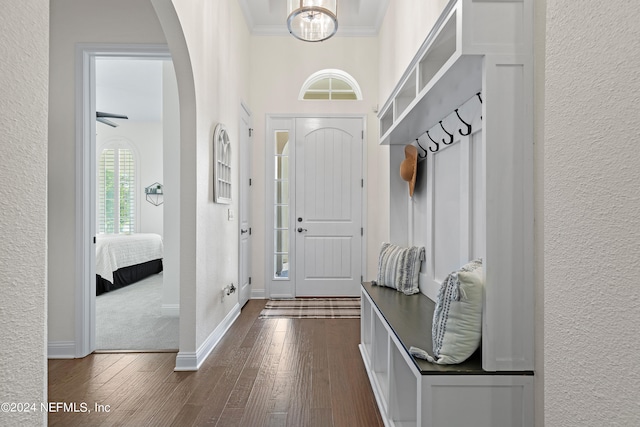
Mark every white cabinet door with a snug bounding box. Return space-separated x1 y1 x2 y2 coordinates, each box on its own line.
294 117 363 297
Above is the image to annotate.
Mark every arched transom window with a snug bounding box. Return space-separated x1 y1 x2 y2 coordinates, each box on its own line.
300 69 362 100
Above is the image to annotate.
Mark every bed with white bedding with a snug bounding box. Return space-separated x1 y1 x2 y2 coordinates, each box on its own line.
95 233 163 295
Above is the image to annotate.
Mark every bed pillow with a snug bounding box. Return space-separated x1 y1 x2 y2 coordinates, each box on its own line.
375 242 425 295
430 259 484 364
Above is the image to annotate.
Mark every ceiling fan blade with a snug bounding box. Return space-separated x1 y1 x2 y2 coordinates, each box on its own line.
96 111 128 127
96 111 128 120
96 117 119 127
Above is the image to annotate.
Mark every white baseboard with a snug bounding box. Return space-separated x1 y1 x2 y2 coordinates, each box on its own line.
161 304 180 316
174 303 241 371
48 341 76 359
251 289 266 299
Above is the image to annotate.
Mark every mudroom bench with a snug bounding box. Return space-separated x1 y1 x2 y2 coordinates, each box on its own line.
359 282 534 427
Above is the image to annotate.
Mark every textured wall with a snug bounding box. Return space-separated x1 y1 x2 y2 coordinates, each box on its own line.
0 1 49 425
545 1 640 425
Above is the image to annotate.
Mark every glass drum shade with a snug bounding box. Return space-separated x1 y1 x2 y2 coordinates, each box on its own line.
287 0 338 42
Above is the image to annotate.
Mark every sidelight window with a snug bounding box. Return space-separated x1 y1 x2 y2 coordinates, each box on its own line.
274 131 290 279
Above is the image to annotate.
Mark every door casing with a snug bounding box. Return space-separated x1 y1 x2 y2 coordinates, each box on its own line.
238 102 252 307
75 44 172 357
264 114 367 299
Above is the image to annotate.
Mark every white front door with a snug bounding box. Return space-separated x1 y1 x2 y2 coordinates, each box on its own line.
294 117 363 297
238 103 252 307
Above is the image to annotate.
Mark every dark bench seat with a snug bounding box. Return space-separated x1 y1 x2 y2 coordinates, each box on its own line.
362 281 531 375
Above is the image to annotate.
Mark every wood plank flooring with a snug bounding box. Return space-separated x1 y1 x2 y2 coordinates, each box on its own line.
48 299 383 427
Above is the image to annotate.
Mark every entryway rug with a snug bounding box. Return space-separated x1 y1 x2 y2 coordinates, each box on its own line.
258 297 361 319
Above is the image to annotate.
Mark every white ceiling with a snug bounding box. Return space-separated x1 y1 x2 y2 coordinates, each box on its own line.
238 0 390 36
96 58 165 123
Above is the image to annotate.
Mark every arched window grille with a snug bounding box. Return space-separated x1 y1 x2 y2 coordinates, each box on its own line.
299 69 362 100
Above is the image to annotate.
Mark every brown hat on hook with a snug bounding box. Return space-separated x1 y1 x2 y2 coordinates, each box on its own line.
400 144 418 197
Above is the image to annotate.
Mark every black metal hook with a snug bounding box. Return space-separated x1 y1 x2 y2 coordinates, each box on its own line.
455 109 472 136
415 139 428 159
426 130 439 153
440 121 454 145
477 92 483 120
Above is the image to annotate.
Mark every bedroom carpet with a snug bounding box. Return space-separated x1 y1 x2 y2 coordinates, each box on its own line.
96 272 179 351
258 297 361 319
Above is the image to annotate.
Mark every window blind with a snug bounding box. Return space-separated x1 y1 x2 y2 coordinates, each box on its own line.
98 147 135 234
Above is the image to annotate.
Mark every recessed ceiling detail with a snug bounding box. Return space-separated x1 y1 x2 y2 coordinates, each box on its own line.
238 0 388 36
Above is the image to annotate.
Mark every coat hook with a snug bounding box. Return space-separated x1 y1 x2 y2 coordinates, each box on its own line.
477 92 483 120
440 121 454 145
415 138 428 159
426 130 439 153
455 109 472 136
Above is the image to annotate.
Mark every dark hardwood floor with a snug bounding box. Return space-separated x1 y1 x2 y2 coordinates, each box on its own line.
48 299 384 427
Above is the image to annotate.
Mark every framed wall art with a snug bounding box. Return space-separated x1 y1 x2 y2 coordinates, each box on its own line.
213 123 232 204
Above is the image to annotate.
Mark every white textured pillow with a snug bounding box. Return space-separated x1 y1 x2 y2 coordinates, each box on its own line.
430 259 484 364
375 242 425 295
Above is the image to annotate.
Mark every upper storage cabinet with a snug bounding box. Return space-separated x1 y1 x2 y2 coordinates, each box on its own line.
379 0 530 146
381 0 534 372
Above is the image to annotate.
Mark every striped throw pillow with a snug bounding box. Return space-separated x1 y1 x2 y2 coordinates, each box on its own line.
376 243 425 295
431 259 484 364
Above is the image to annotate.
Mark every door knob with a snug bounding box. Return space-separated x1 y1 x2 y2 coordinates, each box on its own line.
241 228 249 234
297 227 307 233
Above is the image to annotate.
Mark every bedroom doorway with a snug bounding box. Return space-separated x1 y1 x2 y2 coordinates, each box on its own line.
76 45 180 356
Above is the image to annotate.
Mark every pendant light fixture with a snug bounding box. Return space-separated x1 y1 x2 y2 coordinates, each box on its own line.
287 0 338 42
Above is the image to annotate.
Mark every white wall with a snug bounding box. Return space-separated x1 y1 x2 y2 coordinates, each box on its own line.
48 0 167 348
97 122 164 236
249 35 382 293
0 1 48 426
152 0 251 354
544 1 640 425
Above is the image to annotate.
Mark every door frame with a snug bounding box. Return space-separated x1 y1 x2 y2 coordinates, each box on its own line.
264 114 368 299
238 101 252 307
75 44 171 357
